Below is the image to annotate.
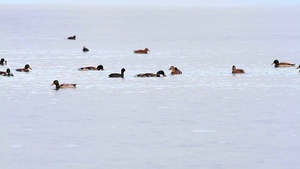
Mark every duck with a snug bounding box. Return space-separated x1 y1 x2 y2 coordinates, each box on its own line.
272 60 295 68
83 46 89 52
0 68 13 76
232 65 245 74
67 35 76 40
296 65 300 71
0 58 7 65
136 70 166 77
78 65 104 71
16 64 32 72
169 66 182 75
134 48 150 54
51 80 76 90
109 68 126 78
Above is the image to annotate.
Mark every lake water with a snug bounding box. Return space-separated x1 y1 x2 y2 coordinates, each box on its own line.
0 5 300 169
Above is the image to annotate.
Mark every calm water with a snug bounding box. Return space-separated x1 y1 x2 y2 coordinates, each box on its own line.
0 5 300 169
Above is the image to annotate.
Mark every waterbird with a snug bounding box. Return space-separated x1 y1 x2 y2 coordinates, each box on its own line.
134 48 150 54
67 35 76 40
272 60 295 68
232 65 245 74
136 70 166 77
16 64 32 72
78 65 104 71
0 68 13 76
169 66 182 75
51 80 76 90
83 46 89 52
0 58 7 65
109 68 126 78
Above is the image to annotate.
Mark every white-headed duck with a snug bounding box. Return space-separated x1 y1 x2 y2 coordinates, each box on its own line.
51 80 76 90
272 60 295 68
134 48 150 54
16 64 32 72
109 68 126 78
136 70 166 77
169 66 182 75
78 65 104 71
232 65 245 74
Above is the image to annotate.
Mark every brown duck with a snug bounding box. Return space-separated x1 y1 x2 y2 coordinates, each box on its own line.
134 48 150 54
232 65 245 74
169 66 182 75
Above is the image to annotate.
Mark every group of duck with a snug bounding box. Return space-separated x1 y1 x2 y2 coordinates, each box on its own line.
1 34 299 89
232 59 300 74
0 58 32 76
0 35 183 89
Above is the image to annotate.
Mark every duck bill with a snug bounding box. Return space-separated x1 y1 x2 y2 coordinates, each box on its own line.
271 63 274 65
29 67 32 70
297 66 300 69
51 83 55 86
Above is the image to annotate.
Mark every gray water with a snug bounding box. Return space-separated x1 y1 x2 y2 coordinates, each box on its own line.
0 5 300 169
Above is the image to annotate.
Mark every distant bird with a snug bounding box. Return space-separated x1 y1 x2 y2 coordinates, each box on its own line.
272 60 295 68
136 70 166 77
0 58 7 65
67 35 76 40
169 66 182 75
83 46 89 52
16 64 32 72
51 80 76 90
134 48 150 54
109 68 126 78
78 65 104 71
232 65 245 74
0 68 13 76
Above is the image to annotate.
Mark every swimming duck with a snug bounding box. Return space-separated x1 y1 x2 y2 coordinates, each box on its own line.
134 48 150 54
0 58 7 65
67 35 76 40
169 66 182 75
109 68 126 78
0 68 13 76
232 65 245 74
16 64 32 72
78 65 104 71
272 60 295 68
51 80 76 90
296 65 300 72
136 70 166 77
83 46 89 52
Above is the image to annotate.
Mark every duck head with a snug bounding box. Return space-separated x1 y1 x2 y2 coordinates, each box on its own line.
272 60 279 65
51 80 59 87
157 70 166 77
97 65 104 70
169 66 175 70
0 58 7 65
232 65 236 70
6 68 13 76
25 64 32 70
